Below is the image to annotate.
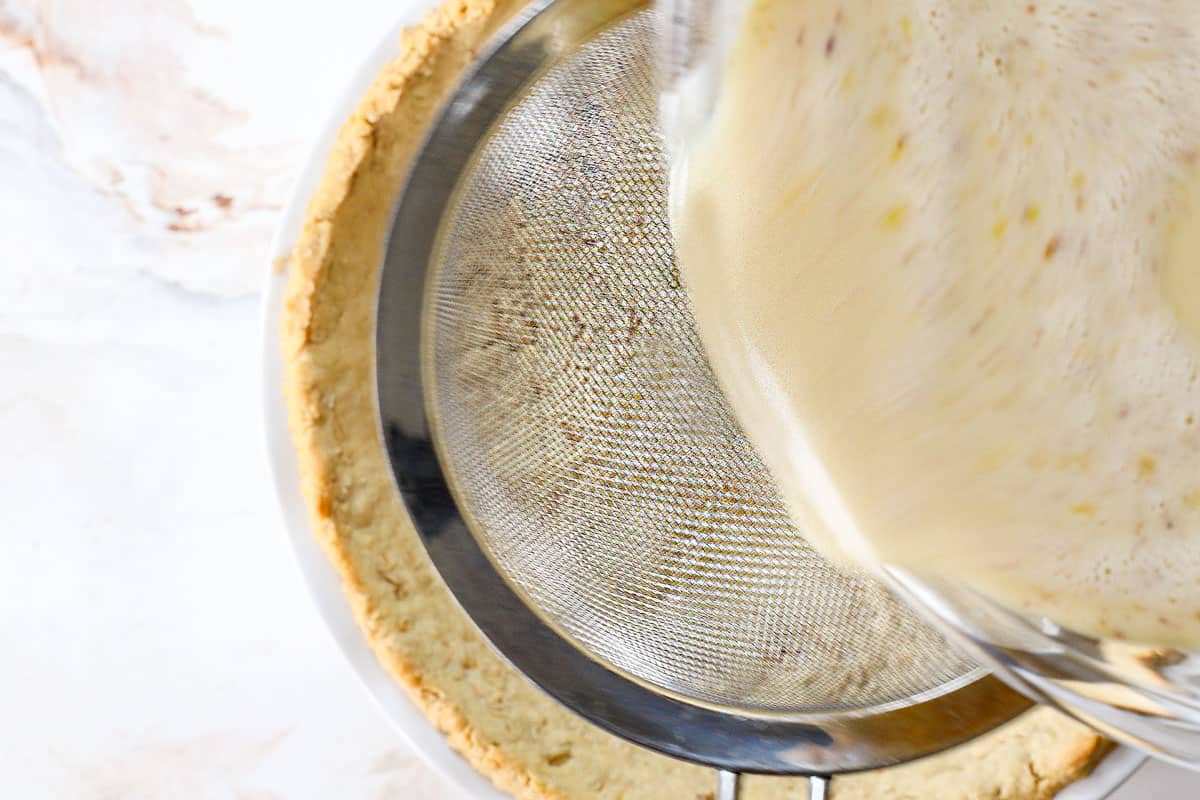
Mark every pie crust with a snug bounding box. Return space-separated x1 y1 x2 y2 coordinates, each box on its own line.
280 1 1112 797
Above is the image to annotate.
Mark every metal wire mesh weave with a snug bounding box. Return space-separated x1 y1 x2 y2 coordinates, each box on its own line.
426 8 971 714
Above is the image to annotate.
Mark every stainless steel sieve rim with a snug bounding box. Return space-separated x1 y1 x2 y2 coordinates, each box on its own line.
374 0 1029 776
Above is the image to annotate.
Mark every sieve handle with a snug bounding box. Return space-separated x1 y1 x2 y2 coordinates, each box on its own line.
716 771 830 799
716 770 739 800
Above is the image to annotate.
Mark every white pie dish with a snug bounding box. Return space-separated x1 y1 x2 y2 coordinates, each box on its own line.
260 2 1145 797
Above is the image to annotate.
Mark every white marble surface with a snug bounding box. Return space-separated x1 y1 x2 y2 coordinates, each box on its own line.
0 0 1196 796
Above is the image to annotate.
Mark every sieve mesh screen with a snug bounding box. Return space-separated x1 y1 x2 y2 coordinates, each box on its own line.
425 8 971 714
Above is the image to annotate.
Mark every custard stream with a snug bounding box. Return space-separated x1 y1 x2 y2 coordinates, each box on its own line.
675 0 1200 648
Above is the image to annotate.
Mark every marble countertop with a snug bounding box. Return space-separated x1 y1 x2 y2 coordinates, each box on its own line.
0 0 1195 796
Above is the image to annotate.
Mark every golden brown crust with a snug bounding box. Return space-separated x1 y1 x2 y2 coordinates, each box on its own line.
280 2 1112 797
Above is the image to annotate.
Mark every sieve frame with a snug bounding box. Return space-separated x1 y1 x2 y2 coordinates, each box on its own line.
375 0 1030 775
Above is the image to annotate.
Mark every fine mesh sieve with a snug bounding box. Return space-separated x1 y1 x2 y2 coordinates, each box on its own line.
375 0 1029 796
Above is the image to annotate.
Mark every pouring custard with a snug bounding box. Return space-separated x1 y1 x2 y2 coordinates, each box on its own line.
673 0 1200 648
